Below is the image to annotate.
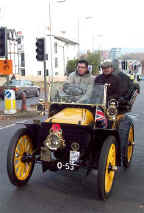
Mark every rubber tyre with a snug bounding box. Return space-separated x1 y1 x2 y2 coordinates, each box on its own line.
35 89 40 97
123 124 134 168
118 115 134 168
97 135 117 200
7 128 35 187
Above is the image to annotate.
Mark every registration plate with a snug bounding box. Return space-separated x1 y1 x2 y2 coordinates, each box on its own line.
69 151 80 164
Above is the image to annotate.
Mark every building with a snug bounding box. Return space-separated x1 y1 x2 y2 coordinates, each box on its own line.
7 30 25 76
46 35 78 77
109 48 121 60
101 50 110 60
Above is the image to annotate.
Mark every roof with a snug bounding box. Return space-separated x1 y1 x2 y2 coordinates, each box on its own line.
54 36 79 45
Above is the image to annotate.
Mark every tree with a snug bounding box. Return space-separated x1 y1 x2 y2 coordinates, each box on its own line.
80 51 101 75
66 59 78 75
66 51 101 76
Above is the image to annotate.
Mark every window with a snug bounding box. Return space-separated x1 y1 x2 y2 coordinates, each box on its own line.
23 80 32 86
7 80 22 86
21 53 25 67
55 57 58 68
54 42 58 54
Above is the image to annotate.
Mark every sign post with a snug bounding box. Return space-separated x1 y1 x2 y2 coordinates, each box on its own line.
4 89 16 114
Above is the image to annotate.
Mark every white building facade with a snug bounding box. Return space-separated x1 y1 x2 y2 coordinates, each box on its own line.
46 35 78 77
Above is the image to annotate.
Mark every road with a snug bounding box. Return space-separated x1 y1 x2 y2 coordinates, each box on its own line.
0 82 144 213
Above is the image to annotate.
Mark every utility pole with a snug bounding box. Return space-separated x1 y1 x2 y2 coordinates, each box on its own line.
49 0 54 81
77 17 80 58
43 39 47 102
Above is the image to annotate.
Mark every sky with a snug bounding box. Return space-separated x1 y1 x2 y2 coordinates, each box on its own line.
1 0 144 73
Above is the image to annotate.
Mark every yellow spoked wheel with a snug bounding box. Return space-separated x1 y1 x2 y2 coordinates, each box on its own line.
105 144 116 193
123 124 134 168
7 128 34 186
127 127 134 162
98 136 117 200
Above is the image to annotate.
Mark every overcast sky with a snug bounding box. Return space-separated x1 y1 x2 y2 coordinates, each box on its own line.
1 0 144 72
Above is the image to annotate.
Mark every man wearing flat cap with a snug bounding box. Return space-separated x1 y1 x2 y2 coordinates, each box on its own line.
95 59 120 99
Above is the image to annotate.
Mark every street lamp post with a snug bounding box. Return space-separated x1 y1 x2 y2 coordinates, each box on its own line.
97 34 103 61
85 16 94 53
48 0 66 79
77 16 93 57
77 17 80 58
48 0 54 81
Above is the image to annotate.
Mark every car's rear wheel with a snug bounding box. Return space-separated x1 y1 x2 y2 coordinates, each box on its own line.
7 128 35 186
97 135 117 200
123 124 134 168
118 116 135 168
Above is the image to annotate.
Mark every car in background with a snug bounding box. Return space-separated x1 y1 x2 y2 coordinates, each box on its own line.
0 79 40 99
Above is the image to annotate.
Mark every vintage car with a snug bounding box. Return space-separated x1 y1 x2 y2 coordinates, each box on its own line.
7 81 137 200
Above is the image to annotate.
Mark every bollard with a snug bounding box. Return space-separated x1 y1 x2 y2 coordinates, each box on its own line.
4 89 16 114
21 92 27 111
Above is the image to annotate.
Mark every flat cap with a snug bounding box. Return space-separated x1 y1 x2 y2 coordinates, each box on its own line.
101 59 113 68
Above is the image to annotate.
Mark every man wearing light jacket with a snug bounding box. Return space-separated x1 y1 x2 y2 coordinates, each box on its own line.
67 60 94 102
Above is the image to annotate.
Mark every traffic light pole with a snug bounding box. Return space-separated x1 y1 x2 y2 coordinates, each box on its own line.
5 28 9 86
43 57 47 102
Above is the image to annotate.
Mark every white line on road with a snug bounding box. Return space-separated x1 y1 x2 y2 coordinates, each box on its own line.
0 120 29 130
0 123 16 130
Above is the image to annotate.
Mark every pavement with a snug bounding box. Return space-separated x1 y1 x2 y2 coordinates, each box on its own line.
0 93 42 126
0 82 144 213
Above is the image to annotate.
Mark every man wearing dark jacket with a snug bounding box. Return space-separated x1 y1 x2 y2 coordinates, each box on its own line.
112 59 136 97
95 60 120 99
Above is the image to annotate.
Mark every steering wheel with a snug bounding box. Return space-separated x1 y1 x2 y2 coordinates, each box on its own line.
62 83 84 96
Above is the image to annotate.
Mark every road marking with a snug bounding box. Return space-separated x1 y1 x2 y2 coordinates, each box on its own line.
0 119 30 130
16 120 29 124
0 123 16 130
127 114 137 121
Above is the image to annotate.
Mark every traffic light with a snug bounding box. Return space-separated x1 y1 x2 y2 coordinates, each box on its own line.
121 60 127 70
17 37 21 44
125 60 127 70
36 38 45 61
133 64 137 71
121 61 125 69
0 27 7 57
21 69 25 76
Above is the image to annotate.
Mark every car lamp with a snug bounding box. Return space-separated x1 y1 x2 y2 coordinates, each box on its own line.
44 124 65 151
107 99 118 120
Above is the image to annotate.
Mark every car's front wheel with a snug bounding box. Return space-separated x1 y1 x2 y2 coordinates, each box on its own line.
123 124 134 168
97 135 117 200
7 128 35 187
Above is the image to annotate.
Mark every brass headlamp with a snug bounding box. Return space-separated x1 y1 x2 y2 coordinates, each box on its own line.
107 99 118 120
44 128 65 151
